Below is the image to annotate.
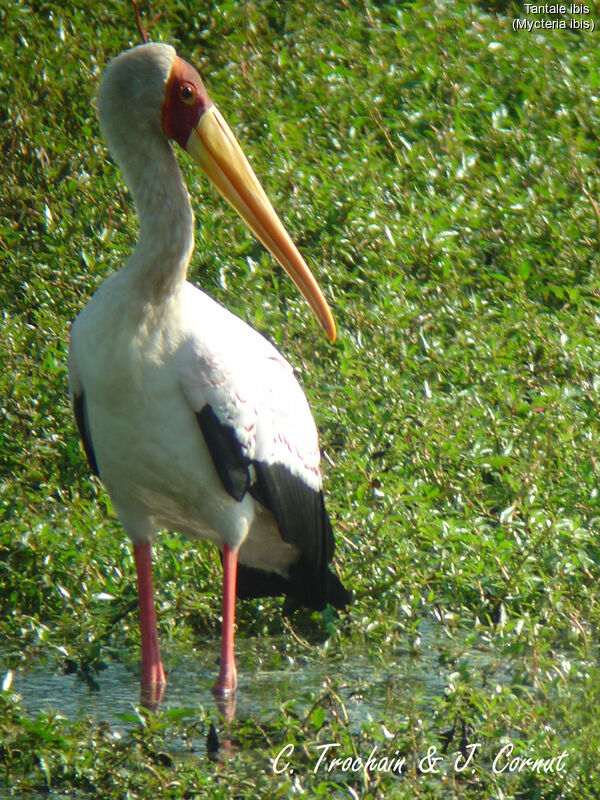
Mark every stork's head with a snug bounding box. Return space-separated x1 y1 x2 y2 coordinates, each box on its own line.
98 43 336 344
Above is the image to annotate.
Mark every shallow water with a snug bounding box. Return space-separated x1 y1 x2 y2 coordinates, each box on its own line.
4 638 410 729
0 621 541 800
2 618 506 732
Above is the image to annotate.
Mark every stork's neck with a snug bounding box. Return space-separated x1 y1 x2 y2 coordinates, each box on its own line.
122 135 194 301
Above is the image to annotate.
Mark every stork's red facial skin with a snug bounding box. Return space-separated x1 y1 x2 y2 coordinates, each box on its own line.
162 56 212 149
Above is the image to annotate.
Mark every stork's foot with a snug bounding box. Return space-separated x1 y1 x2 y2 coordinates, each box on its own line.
212 661 237 697
139 657 166 710
142 656 166 686
140 676 166 710
211 673 237 722
212 543 238 707
134 540 166 709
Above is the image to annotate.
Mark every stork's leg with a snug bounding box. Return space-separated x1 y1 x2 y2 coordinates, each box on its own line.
212 544 238 696
133 541 166 701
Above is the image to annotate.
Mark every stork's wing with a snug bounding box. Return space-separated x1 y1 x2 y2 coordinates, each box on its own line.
68 336 99 477
178 296 349 611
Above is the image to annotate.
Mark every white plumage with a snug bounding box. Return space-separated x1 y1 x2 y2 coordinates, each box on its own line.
70 279 319 563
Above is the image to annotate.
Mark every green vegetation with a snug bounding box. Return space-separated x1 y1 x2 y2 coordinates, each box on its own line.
2 0 599 797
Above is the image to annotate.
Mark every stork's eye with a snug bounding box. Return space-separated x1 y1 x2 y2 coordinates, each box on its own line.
180 83 196 104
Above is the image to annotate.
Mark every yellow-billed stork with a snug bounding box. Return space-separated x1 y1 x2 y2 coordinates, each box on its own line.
68 43 350 703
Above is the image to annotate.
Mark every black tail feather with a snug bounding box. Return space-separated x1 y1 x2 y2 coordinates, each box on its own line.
235 560 351 612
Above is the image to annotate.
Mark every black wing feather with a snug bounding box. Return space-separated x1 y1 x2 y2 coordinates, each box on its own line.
249 461 333 609
73 392 99 477
196 403 350 610
195 406 250 501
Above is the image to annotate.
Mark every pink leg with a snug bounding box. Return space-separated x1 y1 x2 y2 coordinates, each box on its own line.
133 541 166 699
212 544 238 696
